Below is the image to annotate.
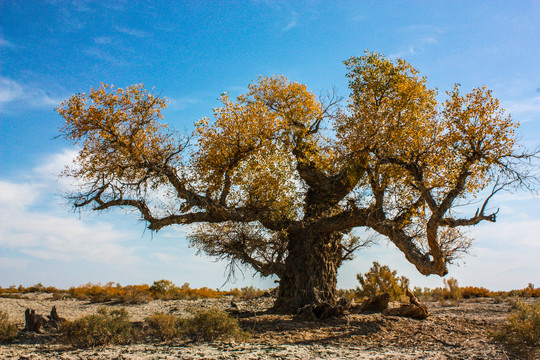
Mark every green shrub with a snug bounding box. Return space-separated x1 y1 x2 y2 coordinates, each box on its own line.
183 308 249 342
491 301 540 359
0 311 19 343
61 306 133 347
144 313 182 341
356 262 409 300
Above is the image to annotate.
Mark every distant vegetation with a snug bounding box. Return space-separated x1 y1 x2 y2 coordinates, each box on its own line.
0 280 267 303
1 278 539 304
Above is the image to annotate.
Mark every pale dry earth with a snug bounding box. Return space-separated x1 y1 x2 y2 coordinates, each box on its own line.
1 293 533 359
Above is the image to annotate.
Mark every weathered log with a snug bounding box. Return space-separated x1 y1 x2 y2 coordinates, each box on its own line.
351 293 390 314
383 289 429 319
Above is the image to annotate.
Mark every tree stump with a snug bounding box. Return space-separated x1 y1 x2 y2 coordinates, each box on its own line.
24 309 45 333
48 306 66 329
24 307 66 332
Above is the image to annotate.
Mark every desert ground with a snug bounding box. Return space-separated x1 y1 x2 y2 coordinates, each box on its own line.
1 293 533 359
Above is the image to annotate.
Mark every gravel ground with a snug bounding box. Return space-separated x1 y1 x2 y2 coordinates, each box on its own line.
1 293 532 359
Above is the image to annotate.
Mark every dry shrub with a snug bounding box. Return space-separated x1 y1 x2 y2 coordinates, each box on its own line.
356 262 409 300
0 311 19 343
228 286 265 300
150 281 223 300
120 285 152 304
183 308 249 342
443 277 462 304
68 282 124 302
61 306 133 347
144 313 182 341
149 279 177 298
460 286 492 298
491 301 540 359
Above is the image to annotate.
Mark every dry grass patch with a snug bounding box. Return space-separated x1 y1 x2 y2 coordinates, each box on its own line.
61 306 133 347
0 310 19 343
490 301 540 359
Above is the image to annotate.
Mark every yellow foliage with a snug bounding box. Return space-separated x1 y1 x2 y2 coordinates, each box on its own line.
57 84 177 185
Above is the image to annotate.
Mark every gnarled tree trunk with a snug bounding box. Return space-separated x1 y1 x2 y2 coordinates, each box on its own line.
272 230 343 313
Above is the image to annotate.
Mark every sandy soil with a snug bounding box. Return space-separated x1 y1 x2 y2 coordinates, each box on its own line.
0 293 532 359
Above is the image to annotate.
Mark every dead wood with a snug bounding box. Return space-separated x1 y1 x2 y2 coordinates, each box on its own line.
296 298 350 321
24 306 66 333
351 293 391 314
24 309 45 333
383 289 429 319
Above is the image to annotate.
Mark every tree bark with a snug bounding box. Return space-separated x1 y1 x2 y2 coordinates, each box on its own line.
272 230 343 314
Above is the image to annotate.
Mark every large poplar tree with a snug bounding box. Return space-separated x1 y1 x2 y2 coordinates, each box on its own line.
57 52 536 313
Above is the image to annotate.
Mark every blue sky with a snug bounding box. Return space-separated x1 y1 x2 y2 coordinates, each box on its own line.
1 1 539 291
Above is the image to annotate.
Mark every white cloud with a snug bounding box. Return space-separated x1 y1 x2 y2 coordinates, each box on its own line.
503 96 540 121
0 77 23 103
34 148 79 181
166 96 199 110
0 76 65 112
0 151 142 266
0 181 41 210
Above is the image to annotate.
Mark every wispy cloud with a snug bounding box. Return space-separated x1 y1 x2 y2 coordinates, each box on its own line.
166 96 199 110
115 26 151 38
390 37 439 59
93 36 113 45
282 12 298 32
0 36 15 48
83 47 126 66
0 77 23 103
0 76 65 112
503 96 540 120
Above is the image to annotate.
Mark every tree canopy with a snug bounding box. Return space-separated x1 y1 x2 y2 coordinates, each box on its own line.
57 52 537 313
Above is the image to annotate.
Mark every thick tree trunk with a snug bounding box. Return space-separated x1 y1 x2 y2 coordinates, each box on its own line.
272 230 343 314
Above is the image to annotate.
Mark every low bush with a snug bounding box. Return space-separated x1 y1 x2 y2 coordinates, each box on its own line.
144 313 182 341
183 308 249 342
228 286 265 300
61 306 133 347
443 277 462 304
0 311 19 343
460 286 493 298
356 262 409 300
490 301 540 359
120 285 152 304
